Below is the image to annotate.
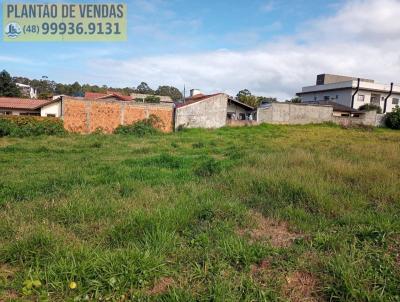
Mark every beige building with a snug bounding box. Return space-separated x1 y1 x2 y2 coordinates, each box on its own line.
297 74 400 113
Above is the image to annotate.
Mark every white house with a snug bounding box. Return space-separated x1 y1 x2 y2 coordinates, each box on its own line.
16 83 38 99
297 74 400 113
0 97 62 117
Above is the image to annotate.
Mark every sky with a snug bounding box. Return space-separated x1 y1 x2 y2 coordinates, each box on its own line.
1 0 400 100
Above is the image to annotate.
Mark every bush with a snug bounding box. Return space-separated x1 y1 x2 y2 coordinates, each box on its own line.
114 114 164 137
194 158 221 177
0 116 65 137
144 96 161 103
358 104 382 114
385 106 400 129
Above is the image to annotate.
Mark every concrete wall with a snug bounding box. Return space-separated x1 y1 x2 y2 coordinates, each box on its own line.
332 111 385 127
257 103 333 125
175 94 228 129
41 102 62 117
63 98 173 134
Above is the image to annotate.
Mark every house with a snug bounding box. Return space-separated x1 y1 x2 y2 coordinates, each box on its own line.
297 74 400 113
84 92 132 102
0 97 62 117
174 89 255 130
131 93 173 103
16 83 37 99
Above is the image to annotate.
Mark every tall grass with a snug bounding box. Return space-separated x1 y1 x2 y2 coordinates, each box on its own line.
0 124 399 301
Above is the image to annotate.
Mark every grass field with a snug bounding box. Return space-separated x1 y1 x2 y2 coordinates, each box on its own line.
0 124 399 301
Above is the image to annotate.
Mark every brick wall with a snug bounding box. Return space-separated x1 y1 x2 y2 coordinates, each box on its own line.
63 98 174 134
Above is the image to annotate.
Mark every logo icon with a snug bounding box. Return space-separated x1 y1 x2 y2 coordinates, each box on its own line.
5 23 22 38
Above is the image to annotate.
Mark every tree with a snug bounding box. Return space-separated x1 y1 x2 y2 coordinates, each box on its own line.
359 104 382 114
69 82 82 96
236 89 260 108
135 82 154 94
144 95 161 103
385 106 400 129
287 97 302 103
237 89 252 97
155 86 183 101
0 70 21 97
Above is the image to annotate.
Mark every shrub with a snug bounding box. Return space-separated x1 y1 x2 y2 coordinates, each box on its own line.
0 116 65 137
114 114 164 137
358 104 382 114
385 106 400 129
144 96 161 103
194 158 221 177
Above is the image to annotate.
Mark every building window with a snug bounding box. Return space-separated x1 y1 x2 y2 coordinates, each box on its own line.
0 111 12 115
46 114 56 117
358 95 365 102
392 98 399 105
314 96 317 101
336 95 339 99
239 113 246 120
324 96 330 101
20 112 40 116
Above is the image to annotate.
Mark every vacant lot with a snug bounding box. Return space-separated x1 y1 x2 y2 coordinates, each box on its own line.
0 124 399 301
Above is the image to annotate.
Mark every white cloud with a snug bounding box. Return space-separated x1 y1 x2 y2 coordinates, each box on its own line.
86 0 400 99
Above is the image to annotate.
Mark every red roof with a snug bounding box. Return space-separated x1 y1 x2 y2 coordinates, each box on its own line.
85 92 107 100
175 93 223 108
84 91 132 102
0 97 56 110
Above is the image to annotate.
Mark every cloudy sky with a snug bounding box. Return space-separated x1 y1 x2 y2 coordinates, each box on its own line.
1 0 400 99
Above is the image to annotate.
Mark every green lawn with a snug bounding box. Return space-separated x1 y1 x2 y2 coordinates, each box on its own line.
0 124 399 301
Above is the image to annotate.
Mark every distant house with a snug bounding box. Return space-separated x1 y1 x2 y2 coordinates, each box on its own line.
16 83 37 99
297 74 400 113
84 92 132 102
174 89 255 130
130 93 173 103
303 100 363 117
0 97 62 117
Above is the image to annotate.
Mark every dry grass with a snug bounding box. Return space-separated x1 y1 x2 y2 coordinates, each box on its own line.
283 271 320 302
238 210 300 248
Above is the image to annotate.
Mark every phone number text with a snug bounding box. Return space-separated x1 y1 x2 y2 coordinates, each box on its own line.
22 22 122 35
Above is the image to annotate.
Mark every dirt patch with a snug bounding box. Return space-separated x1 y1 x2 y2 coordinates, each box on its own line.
0 264 17 281
0 290 19 301
237 210 299 248
146 277 174 296
250 259 270 275
283 271 320 302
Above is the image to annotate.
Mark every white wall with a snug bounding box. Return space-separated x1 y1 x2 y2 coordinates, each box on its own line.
41 101 62 117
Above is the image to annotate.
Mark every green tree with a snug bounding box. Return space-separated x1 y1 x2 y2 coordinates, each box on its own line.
236 89 260 108
287 97 302 103
135 82 154 94
0 70 21 97
385 106 400 130
155 86 182 101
